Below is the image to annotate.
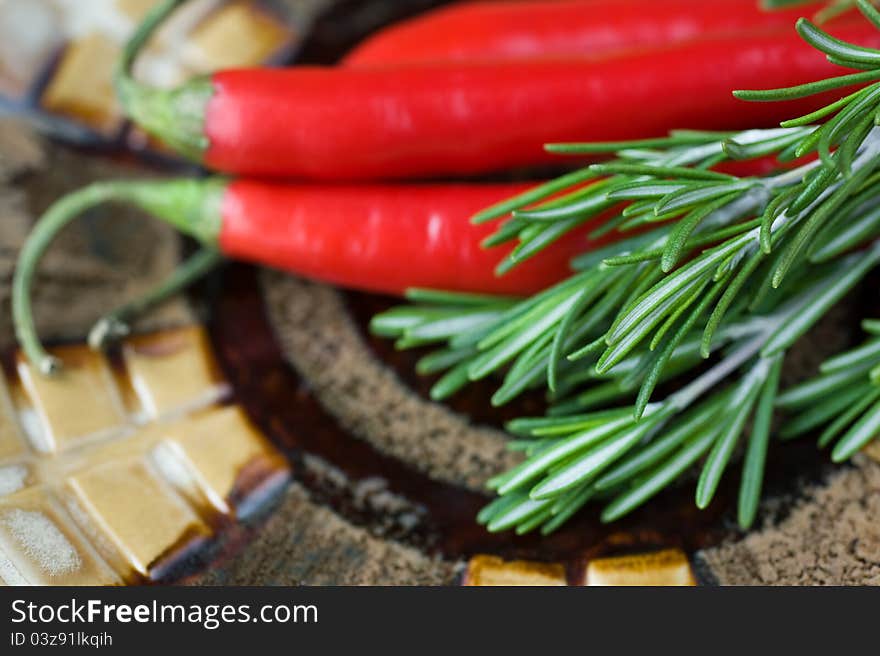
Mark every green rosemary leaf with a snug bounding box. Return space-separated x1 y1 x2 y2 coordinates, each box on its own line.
598 281 701 374
780 383 867 439
760 186 799 254
639 282 727 417
470 166 596 224
480 216 527 248
773 159 880 288
529 411 665 500
661 192 743 271
795 123 829 158
696 365 766 509
545 132 727 154
369 306 456 337
738 355 783 530
835 394 880 457
469 291 582 381
475 276 587 350
837 112 875 175
602 248 664 267
702 249 767 357
594 399 718 490
781 90 863 127
541 485 596 535
476 490 524 525
548 289 594 392
816 84 880 170
864 318 880 334
493 353 555 406
416 346 475 375
499 215 584 272
723 129 810 159
821 338 880 374
734 68 880 102
648 278 709 351
428 360 472 401
506 328 555 381
573 229 664 270
818 387 880 448
600 427 718 523
606 233 751 350
508 408 633 438
512 180 616 221
404 288 518 306
494 414 638 495
777 363 877 408
606 180 690 200
514 504 556 535
764 248 880 357
654 181 751 216
548 380 635 415
406 310 506 341
796 18 880 66
487 496 552 533
588 163 735 181
789 162 836 213
857 0 880 29
811 201 880 262
621 199 658 218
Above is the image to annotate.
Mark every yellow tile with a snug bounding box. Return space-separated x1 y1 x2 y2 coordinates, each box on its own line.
156 406 286 515
41 33 120 131
123 326 227 421
0 376 27 461
187 2 289 70
67 456 210 577
463 555 566 586
0 488 118 585
584 549 696 586
17 347 127 454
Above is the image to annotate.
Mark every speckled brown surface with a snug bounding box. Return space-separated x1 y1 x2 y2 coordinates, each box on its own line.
197 483 459 586
698 456 880 585
261 271 519 492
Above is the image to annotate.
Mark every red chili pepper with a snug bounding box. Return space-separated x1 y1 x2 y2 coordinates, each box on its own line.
217 180 591 295
11 150 787 374
342 0 833 67
120 4 880 181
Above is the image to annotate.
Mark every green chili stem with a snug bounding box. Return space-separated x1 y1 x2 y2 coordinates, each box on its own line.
116 0 211 161
12 179 224 375
88 248 224 351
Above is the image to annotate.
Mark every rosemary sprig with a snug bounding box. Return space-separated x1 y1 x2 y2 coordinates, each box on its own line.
780 319 880 461
373 6 880 532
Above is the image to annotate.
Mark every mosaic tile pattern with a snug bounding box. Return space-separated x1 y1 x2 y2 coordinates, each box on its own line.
0 325 289 585
463 549 696 587
462 555 566 586
0 0 302 145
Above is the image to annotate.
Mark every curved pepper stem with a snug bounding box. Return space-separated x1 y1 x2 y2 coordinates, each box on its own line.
13 178 225 376
88 248 224 350
116 0 212 161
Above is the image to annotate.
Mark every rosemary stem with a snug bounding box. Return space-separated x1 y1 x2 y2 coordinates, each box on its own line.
668 331 770 411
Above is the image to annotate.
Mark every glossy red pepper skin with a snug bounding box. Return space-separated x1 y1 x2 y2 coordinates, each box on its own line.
342 0 831 67
217 180 596 295
203 22 880 180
